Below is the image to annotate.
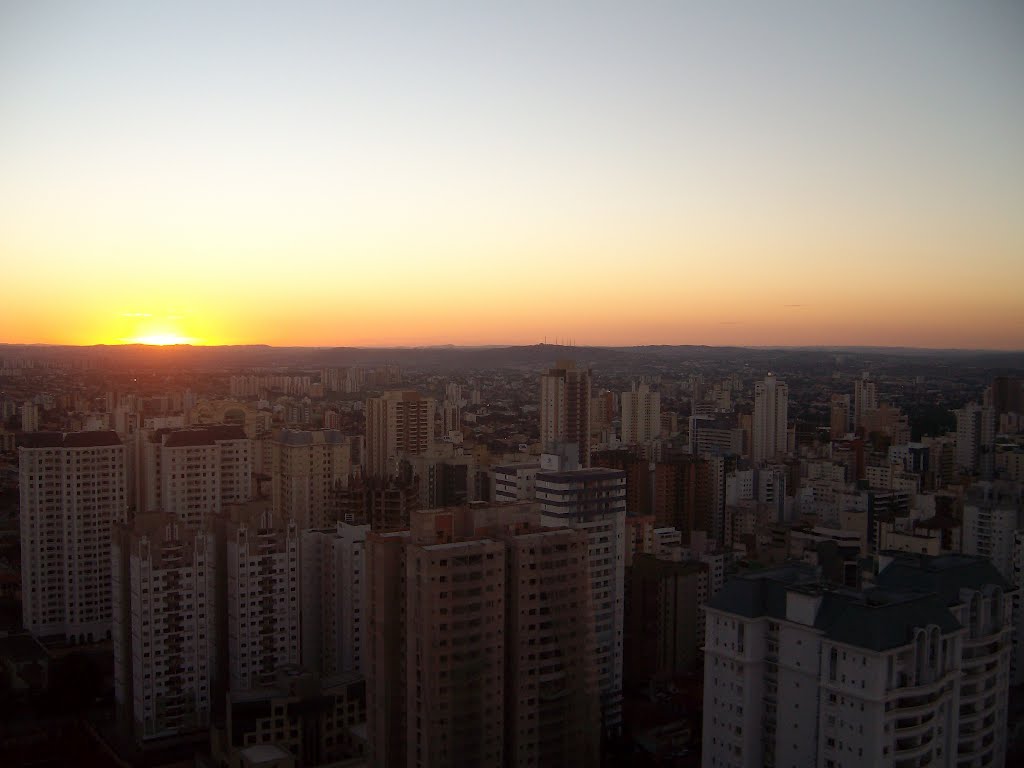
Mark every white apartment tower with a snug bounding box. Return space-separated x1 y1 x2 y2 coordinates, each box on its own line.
702 553 1013 768
112 512 218 741
365 391 436 479
955 402 997 477
271 428 352 530
537 467 627 734
221 503 301 692
621 381 661 445
540 360 593 468
300 521 369 677
20 431 128 642
140 425 252 525
752 374 788 463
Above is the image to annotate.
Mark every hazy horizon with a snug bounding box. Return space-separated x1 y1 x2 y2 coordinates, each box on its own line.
2 339 1022 354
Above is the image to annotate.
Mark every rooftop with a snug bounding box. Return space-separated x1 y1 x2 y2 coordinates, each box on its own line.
161 424 248 447
20 431 123 449
708 553 1007 652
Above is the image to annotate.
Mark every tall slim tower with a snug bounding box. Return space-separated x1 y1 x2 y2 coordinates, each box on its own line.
20 431 128 642
300 521 369 678
112 512 218 742
752 374 788 463
220 503 301 692
620 381 660 445
853 374 878 430
955 402 997 477
537 467 627 736
365 391 436 479
540 360 592 468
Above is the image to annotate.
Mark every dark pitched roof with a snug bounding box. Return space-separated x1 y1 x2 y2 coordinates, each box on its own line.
20 431 122 449
818 590 961 652
536 468 625 483
62 430 122 448
876 551 1012 605
162 425 248 447
705 563 819 619
708 555 985 652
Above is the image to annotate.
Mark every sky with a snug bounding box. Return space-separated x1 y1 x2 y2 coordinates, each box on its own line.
1 1 1022 349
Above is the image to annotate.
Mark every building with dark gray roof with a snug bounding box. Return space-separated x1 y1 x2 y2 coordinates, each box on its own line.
702 552 1013 768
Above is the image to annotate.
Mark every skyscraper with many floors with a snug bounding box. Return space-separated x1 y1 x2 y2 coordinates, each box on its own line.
19 431 128 642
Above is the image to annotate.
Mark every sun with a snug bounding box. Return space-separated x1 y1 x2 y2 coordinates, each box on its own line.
132 333 191 346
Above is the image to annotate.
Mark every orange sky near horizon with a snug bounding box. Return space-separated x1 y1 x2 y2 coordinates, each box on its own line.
1 2 1022 351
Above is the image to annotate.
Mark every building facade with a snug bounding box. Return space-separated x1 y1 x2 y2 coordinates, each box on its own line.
540 360 592 468
702 553 1013 768
537 468 627 735
752 374 788 464
113 512 218 741
19 431 128 642
271 428 352 530
365 391 436 479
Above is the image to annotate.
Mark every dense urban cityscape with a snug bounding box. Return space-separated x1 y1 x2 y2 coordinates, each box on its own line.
3 1 1022 766
0 343 1023 767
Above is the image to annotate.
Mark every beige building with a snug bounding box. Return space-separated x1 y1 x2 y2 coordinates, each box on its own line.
365 391 436 479
366 503 600 767
20 431 128 642
139 425 253 526
621 381 660 445
540 360 592 468
752 374 788 464
271 429 352 529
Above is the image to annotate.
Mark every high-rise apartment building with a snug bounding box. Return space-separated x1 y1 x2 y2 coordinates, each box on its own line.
955 402 997 477
625 554 708 685
113 512 218 742
537 468 627 734
20 401 39 432
853 374 878 430
621 381 660 445
19 431 128 642
540 360 592 468
962 481 1022 582
220 503 300 692
830 393 851 439
752 374 788 463
702 553 1013 768
301 521 369 677
271 428 352 530
365 391 436 479
366 503 599 767
139 425 252 525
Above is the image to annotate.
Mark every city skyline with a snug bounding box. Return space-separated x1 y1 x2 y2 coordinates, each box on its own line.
2 1 1022 350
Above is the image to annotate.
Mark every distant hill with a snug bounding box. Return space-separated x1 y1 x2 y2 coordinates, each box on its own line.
1 342 1022 372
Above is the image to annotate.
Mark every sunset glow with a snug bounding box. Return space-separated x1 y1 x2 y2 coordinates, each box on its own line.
129 334 194 347
1 1 1021 350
